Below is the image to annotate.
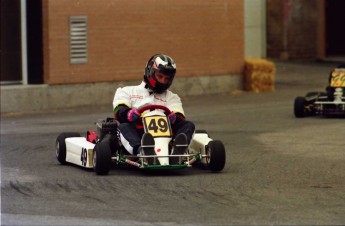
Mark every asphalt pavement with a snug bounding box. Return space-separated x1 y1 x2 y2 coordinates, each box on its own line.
1 60 345 225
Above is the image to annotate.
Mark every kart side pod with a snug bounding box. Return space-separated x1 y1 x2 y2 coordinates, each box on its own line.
189 131 226 172
65 137 95 168
189 132 213 165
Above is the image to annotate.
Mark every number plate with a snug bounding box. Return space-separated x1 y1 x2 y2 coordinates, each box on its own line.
143 115 172 137
330 71 345 87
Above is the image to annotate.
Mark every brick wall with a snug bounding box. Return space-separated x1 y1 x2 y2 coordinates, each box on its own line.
267 0 321 59
42 0 244 84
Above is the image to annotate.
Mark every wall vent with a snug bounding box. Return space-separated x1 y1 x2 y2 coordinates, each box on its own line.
69 16 88 64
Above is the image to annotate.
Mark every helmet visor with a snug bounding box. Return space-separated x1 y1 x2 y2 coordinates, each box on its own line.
153 71 173 85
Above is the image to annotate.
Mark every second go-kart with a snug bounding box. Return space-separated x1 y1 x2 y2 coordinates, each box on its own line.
56 104 226 175
294 65 345 117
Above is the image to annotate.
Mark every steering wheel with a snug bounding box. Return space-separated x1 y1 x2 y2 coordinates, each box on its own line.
137 105 171 116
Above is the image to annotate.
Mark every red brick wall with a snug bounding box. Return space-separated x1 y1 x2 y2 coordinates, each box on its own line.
267 0 321 59
42 0 244 84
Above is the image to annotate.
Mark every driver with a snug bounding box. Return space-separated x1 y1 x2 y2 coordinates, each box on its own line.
112 54 195 161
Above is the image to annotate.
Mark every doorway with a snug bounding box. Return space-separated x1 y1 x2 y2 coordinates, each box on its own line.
0 0 43 85
326 0 345 59
27 0 43 84
0 0 22 84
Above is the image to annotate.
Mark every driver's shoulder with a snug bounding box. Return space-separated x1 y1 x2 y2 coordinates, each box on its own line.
164 90 181 102
165 89 179 97
118 84 147 93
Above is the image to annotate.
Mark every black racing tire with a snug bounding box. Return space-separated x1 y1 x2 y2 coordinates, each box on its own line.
56 132 81 165
93 134 112 175
294 96 307 118
206 140 226 172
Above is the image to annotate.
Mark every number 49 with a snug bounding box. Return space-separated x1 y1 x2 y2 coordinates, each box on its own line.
148 118 168 133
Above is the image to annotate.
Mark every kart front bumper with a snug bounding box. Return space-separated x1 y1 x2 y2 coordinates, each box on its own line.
114 153 204 169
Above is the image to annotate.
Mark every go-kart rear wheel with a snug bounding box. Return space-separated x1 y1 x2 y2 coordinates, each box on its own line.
56 132 81 165
93 134 112 175
206 140 226 172
294 96 307 118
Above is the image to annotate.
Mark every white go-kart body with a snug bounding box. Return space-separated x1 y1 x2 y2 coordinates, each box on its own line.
56 105 226 175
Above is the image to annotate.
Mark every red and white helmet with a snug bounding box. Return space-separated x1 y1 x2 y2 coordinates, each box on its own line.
144 54 176 93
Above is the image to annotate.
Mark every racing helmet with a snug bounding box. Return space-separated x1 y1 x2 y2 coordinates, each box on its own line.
144 54 176 93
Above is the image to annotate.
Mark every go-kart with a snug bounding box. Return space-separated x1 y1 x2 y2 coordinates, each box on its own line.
294 67 345 117
56 105 226 175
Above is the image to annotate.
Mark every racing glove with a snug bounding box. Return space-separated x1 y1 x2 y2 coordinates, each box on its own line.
127 108 140 122
168 112 177 124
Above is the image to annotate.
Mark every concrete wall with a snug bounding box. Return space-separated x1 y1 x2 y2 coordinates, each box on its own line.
1 75 242 113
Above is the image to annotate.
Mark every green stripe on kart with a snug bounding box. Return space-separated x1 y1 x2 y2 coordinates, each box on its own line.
141 165 189 170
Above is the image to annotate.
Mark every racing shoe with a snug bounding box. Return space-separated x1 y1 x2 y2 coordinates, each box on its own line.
170 133 188 165
141 133 156 165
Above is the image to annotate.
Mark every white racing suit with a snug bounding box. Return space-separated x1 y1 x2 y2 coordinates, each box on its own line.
113 81 195 155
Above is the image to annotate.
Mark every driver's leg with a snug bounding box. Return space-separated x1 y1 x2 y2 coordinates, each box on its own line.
118 123 142 155
172 120 195 144
170 120 195 164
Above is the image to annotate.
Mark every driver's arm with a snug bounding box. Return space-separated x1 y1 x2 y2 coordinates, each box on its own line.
114 105 131 123
113 87 132 123
166 92 186 124
173 112 186 124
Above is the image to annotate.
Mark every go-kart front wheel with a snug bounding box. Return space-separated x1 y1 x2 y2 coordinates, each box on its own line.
56 132 81 165
294 96 307 118
93 134 112 175
206 140 226 172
